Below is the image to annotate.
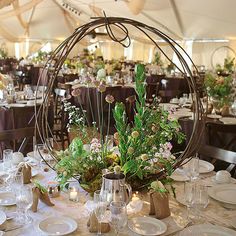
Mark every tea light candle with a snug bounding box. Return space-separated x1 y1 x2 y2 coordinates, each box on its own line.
132 191 140 202
69 187 79 202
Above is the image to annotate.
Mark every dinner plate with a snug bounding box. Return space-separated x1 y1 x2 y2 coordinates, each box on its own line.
207 114 222 119
180 224 236 236
230 216 236 229
32 169 39 177
27 151 54 161
208 184 236 205
38 216 78 235
0 211 6 226
0 192 16 206
183 158 214 174
219 117 236 124
128 216 167 236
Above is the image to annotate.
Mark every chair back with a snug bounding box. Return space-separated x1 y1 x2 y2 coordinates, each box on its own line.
205 122 236 151
198 144 236 177
0 127 35 158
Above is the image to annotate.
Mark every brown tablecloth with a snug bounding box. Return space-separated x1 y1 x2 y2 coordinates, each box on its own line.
74 85 136 134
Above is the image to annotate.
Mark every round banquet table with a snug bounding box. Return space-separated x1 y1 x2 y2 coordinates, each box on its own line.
73 85 136 134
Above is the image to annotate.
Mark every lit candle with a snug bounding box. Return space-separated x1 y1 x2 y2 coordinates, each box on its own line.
132 191 140 202
69 187 79 202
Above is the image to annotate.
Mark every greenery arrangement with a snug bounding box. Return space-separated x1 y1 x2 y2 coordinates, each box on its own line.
215 57 235 75
0 47 8 59
150 180 168 194
55 64 185 192
204 73 234 107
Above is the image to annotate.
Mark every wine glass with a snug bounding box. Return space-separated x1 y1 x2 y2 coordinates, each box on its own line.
184 182 195 221
110 201 127 236
94 191 108 235
16 186 33 224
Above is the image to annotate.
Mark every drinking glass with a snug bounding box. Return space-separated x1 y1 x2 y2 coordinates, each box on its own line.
10 172 23 192
184 181 195 221
187 154 199 181
231 100 236 116
3 149 13 170
94 191 108 235
105 135 113 151
110 201 127 236
16 186 33 224
193 184 209 212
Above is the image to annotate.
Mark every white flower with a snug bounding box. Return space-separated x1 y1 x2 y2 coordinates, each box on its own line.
97 68 106 79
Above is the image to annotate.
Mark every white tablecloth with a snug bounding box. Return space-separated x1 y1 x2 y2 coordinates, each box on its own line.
1 168 236 236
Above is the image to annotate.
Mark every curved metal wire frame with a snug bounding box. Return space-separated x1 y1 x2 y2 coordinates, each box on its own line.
34 17 205 177
211 45 236 70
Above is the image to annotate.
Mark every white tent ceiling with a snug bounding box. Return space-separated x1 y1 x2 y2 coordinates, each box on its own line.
0 0 236 43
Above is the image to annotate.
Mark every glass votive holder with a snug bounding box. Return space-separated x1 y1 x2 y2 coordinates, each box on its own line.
47 181 60 198
69 187 79 202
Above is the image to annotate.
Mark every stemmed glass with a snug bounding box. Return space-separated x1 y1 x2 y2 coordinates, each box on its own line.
16 186 33 224
184 181 195 221
186 153 199 181
110 201 127 236
231 100 236 116
94 190 108 235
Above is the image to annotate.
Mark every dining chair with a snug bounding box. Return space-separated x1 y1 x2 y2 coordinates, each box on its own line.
158 90 181 103
0 127 35 158
52 89 70 150
146 82 160 102
205 122 236 151
198 144 236 178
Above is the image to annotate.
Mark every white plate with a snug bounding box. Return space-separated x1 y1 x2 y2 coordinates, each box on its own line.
180 224 236 236
38 216 78 236
208 184 236 205
0 211 6 226
0 192 16 206
230 216 236 229
170 168 189 182
207 114 222 119
182 159 214 174
27 151 54 161
128 216 167 236
32 169 39 177
219 117 236 124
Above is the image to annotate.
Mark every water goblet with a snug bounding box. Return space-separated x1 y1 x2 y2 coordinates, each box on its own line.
16 186 33 224
110 201 127 236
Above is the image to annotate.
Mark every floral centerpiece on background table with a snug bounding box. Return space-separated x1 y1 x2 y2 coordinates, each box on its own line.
55 64 185 192
204 73 235 115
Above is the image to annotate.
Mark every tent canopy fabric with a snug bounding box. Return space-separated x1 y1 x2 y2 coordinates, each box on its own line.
0 0 235 43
